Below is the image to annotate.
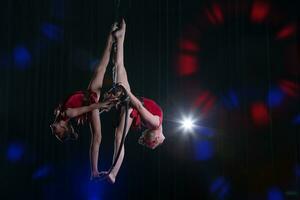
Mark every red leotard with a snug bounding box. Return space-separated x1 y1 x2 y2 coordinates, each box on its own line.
61 90 98 124
130 97 163 130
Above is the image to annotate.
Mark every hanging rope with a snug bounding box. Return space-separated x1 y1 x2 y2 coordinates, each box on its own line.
92 0 131 182
112 0 121 87
109 99 129 174
95 84 129 182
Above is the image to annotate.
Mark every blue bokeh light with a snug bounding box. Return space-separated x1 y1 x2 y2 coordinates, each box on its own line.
267 187 284 200
86 181 104 200
80 174 106 200
210 177 226 193
218 183 230 199
41 162 107 199
210 177 230 199
292 114 300 125
195 140 214 160
41 23 63 41
228 90 239 107
6 142 25 162
32 165 52 180
267 87 284 108
222 90 239 109
13 46 31 69
68 162 107 200
199 127 215 137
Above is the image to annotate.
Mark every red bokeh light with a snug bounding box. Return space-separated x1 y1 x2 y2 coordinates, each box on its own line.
251 102 269 126
180 39 200 52
276 24 297 40
177 54 198 76
212 3 224 24
202 97 216 114
205 3 224 25
205 9 217 25
250 1 270 23
176 31 201 76
193 91 216 114
279 80 299 97
193 91 210 108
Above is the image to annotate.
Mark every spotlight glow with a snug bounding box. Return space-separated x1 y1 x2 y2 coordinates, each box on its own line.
180 116 197 132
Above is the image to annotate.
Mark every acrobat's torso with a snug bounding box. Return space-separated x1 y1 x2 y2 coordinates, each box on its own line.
61 90 98 124
130 97 163 130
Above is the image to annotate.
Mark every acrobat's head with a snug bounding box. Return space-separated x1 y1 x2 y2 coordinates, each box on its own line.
50 120 78 142
103 84 129 105
138 125 165 149
135 97 165 149
50 105 78 142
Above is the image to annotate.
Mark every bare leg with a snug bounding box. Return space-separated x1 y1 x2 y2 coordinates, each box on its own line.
105 20 133 183
108 107 133 183
89 109 102 178
113 20 161 130
88 23 117 98
113 19 131 92
89 24 117 179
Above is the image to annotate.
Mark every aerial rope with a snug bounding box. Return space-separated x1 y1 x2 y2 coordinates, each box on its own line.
94 0 130 181
112 0 121 87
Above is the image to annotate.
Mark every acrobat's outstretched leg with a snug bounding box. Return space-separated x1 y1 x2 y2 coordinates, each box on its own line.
113 19 131 92
105 19 134 183
89 24 117 179
108 106 133 183
88 23 118 98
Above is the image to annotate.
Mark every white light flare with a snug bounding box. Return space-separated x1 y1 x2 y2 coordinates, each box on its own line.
179 116 197 132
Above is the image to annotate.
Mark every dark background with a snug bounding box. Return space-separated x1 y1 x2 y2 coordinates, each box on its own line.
0 0 299 199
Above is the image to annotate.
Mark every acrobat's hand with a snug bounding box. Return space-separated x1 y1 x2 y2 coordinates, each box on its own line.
108 22 119 44
90 171 108 182
99 98 119 112
112 18 126 41
110 22 118 34
116 82 130 94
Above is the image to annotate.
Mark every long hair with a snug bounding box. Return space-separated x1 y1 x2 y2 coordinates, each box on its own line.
51 104 79 142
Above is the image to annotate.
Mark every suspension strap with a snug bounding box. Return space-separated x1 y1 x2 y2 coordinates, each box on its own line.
108 101 129 173
112 0 121 87
92 0 126 182
112 49 117 87
94 84 129 182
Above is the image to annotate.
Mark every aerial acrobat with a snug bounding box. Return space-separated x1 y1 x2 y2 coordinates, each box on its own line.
50 19 165 183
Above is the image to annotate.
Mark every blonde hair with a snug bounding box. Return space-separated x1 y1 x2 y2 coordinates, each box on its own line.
138 128 165 149
51 122 79 142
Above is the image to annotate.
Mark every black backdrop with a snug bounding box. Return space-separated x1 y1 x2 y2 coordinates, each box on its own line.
1 0 300 199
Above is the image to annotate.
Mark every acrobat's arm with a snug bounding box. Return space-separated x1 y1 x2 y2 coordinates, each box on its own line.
126 90 160 129
65 99 117 118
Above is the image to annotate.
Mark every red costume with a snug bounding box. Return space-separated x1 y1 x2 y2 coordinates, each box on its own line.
130 97 163 130
60 90 98 124
58 91 162 130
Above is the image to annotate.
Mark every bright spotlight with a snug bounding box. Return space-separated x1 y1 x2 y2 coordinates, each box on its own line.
180 116 196 132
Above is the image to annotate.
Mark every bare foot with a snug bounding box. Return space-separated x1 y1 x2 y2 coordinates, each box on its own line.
113 19 126 41
93 171 116 184
106 173 116 184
